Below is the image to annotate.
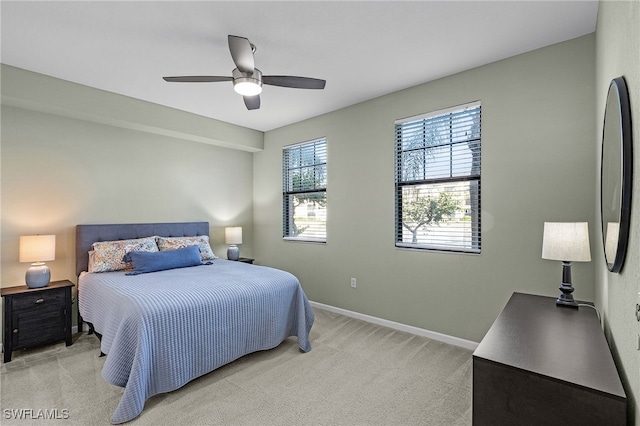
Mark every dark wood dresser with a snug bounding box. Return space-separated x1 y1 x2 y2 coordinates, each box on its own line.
473 292 626 425
2 280 74 363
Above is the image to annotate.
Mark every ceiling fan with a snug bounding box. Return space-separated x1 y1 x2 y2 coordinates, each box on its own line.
163 35 326 110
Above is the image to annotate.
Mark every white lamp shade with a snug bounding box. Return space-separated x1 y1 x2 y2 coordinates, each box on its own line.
542 222 591 262
225 227 243 245
19 235 56 263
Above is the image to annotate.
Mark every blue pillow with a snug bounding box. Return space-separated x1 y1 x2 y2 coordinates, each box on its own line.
124 245 202 275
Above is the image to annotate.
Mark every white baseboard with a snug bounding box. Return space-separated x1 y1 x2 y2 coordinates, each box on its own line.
310 301 479 351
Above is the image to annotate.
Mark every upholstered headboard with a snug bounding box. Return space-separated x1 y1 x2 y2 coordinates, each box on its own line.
75 222 210 276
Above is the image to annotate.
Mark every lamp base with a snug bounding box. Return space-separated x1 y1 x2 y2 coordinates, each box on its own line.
555 261 578 308
25 263 51 288
227 245 240 261
556 283 578 308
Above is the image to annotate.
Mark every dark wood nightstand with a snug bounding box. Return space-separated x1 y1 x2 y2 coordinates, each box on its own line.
237 257 255 264
2 280 74 363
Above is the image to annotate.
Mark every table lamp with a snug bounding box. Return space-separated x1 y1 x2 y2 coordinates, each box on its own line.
542 222 591 307
19 235 56 288
225 227 242 261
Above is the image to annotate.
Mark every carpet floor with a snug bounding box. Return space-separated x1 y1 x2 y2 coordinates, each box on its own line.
1 308 472 425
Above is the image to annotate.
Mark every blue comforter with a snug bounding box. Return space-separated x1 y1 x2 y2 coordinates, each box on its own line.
78 260 314 424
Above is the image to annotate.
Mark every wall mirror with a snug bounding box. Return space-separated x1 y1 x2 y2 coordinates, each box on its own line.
600 76 632 273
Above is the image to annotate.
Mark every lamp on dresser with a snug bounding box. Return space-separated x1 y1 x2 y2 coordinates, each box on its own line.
225 227 242 261
541 222 591 307
19 234 56 288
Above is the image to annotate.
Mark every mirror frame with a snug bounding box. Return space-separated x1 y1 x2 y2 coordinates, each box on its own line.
600 76 633 273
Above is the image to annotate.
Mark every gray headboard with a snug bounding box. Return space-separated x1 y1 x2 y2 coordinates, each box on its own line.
75 222 210 276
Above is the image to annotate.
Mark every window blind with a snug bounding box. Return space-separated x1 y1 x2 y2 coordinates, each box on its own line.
282 138 327 242
395 101 481 253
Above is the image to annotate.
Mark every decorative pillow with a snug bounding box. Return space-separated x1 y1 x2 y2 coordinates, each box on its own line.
124 245 203 275
156 236 217 261
90 236 159 273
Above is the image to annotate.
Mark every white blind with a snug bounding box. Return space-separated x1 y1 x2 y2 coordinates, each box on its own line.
282 138 327 241
395 102 481 253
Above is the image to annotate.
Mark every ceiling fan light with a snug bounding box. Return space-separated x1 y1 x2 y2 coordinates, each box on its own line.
234 79 262 96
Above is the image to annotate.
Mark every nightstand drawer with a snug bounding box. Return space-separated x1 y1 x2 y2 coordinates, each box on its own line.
11 290 65 312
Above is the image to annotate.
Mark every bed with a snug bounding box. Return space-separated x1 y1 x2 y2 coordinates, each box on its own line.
76 222 314 424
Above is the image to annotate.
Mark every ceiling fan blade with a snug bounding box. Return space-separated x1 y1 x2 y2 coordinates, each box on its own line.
163 76 233 83
244 95 260 110
228 35 255 73
263 75 326 90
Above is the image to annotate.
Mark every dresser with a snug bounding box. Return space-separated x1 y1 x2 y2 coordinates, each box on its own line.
473 292 626 425
2 280 74 363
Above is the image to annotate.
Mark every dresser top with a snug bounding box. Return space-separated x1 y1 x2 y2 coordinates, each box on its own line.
473 292 625 399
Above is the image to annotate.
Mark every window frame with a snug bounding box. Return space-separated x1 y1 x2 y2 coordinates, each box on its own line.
394 101 481 254
282 137 327 243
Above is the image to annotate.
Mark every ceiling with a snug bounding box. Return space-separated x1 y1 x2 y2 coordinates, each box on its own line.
1 1 598 132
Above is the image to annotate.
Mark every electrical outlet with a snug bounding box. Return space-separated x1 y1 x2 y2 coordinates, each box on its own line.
350 277 357 288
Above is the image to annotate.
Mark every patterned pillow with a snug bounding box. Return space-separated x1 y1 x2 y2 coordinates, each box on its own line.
156 236 217 261
90 236 159 273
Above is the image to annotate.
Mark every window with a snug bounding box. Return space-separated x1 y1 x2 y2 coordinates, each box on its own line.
283 138 327 242
395 101 481 253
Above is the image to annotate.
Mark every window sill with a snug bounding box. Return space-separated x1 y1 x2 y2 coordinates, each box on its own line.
283 237 326 244
395 243 480 255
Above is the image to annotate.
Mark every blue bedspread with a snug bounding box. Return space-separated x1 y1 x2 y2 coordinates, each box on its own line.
79 260 314 424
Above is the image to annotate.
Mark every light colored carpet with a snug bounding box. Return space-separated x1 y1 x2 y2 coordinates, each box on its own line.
1 308 472 425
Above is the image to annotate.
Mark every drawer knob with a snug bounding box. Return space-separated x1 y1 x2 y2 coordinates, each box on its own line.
13 329 18 334
35 298 45 304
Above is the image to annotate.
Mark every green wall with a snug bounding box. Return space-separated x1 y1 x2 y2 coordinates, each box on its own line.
254 35 596 343
595 1 640 423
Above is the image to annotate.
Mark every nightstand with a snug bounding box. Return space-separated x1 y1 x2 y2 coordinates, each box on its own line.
238 257 255 264
2 280 74 363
